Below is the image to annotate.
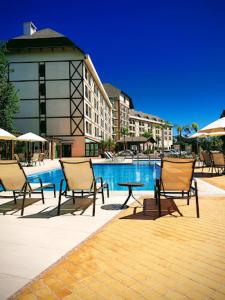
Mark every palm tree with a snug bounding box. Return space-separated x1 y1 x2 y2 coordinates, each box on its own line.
121 127 129 150
183 125 191 137
190 122 199 155
175 125 184 156
191 122 199 133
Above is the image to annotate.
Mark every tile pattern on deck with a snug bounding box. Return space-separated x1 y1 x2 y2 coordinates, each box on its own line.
12 194 225 300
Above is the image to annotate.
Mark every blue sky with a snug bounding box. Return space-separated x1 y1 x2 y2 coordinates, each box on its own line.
1 0 225 132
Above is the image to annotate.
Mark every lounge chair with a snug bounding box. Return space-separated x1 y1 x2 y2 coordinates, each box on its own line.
31 153 39 166
210 151 225 174
153 157 199 218
201 150 214 173
0 160 56 215
57 158 109 216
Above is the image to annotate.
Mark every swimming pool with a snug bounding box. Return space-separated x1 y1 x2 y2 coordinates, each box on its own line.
28 161 160 191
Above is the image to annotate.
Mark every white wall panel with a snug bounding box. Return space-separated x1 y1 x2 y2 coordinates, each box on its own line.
46 81 69 98
9 63 39 81
47 118 70 135
46 100 70 117
16 100 39 118
14 82 39 99
14 119 39 134
45 62 69 79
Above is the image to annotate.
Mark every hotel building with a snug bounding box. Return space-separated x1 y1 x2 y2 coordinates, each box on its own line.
104 84 173 150
6 22 112 157
103 83 134 140
129 110 173 150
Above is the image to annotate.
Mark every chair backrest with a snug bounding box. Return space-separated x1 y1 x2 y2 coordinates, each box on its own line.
60 158 94 190
160 157 195 192
199 151 204 162
38 153 45 162
14 153 20 161
32 153 39 161
104 152 111 159
18 153 25 161
0 160 26 190
202 150 212 167
210 152 225 167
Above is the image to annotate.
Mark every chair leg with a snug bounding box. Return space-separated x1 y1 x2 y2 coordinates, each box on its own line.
157 190 161 217
93 192 96 216
106 184 109 198
195 181 200 218
41 188 45 204
53 184 56 198
57 180 64 216
21 184 27 216
13 191 17 204
72 190 75 204
101 188 105 204
187 192 190 205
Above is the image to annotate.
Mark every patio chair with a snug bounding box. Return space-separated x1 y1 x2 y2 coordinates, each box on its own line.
201 150 214 173
31 152 39 166
57 158 109 216
153 157 199 218
210 151 225 174
0 160 56 216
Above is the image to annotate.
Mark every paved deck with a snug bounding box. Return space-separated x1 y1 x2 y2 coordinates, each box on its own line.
0 160 225 299
11 193 225 300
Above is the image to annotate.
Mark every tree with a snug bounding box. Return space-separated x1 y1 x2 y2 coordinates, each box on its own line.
0 45 19 131
191 122 199 133
121 127 129 150
175 125 184 156
191 122 199 154
141 130 153 139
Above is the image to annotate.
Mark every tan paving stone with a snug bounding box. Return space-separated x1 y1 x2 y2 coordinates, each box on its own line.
11 195 225 300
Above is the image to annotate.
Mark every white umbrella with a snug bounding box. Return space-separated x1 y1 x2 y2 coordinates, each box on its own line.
17 132 47 142
199 117 225 134
0 128 17 140
189 131 225 138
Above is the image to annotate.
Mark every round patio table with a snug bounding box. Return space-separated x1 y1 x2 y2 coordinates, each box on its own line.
118 182 144 208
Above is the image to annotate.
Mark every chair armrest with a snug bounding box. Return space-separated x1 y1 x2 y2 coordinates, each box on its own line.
28 176 43 187
95 176 103 185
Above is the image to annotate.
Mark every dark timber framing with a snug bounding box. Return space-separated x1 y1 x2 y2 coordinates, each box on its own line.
9 59 85 137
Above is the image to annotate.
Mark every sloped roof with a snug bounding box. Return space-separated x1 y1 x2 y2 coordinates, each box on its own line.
103 83 134 108
129 109 162 122
116 136 156 143
13 28 65 40
7 28 85 54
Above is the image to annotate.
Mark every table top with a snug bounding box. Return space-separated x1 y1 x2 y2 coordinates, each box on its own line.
118 182 144 187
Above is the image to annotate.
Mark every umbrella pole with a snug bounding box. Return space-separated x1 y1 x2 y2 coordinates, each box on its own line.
11 140 14 159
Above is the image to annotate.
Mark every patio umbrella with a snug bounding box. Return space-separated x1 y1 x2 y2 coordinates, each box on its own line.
0 128 17 140
0 128 17 159
189 131 225 138
17 132 47 162
199 117 225 134
17 132 47 142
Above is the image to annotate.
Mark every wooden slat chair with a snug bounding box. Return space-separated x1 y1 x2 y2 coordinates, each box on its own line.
210 151 225 174
0 160 56 215
58 159 107 216
154 157 200 218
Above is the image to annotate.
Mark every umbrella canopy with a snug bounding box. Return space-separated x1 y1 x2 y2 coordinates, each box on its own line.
0 128 17 140
199 117 225 134
17 132 47 142
189 131 225 138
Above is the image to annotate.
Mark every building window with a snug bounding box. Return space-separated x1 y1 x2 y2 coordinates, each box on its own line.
40 102 46 115
39 83 46 96
39 64 45 78
40 120 46 134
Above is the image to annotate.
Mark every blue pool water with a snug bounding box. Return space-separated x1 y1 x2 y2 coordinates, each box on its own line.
28 161 160 191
